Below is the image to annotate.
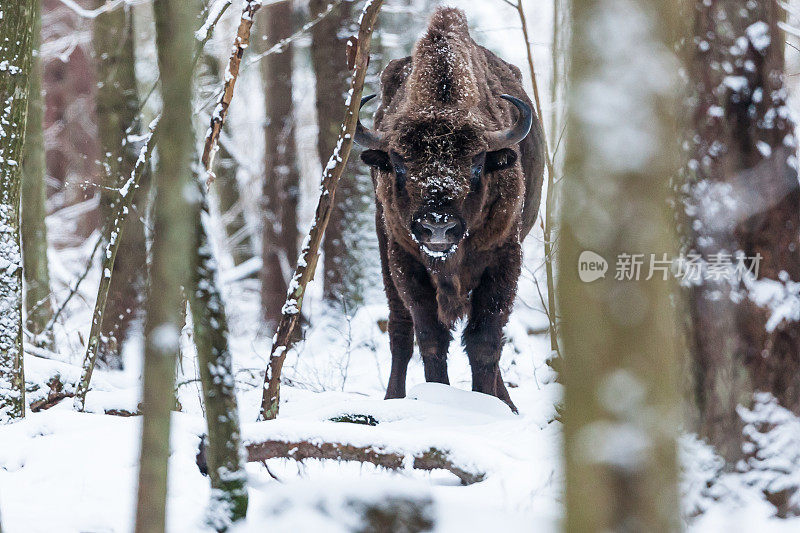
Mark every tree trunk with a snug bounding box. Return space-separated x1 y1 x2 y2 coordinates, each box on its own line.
21 0 55 351
134 0 196 531
310 0 371 309
42 0 102 241
686 0 800 465
559 0 681 530
260 0 300 330
0 0 36 424
92 0 148 369
190 189 248 529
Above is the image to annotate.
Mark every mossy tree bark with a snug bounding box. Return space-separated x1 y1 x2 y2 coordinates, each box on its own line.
134 0 197 531
190 188 248 529
92 0 149 368
0 0 36 424
21 0 54 352
259 0 300 331
559 0 681 530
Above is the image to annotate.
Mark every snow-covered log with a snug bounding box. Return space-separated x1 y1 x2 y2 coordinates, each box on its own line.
243 440 484 485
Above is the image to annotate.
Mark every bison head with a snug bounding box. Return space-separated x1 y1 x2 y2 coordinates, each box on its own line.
356 94 532 258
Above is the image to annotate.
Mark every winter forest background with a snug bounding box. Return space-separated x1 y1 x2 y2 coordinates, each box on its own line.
4 0 800 531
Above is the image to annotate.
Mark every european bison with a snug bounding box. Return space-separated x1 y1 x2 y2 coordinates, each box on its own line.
355 7 545 412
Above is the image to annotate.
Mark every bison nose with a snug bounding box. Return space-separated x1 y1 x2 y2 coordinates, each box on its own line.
419 219 460 244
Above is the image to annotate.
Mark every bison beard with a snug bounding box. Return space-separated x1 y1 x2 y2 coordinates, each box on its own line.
356 7 545 412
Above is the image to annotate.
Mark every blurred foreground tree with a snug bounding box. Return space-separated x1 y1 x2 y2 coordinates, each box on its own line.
559 0 681 530
260 0 300 330
685 0 800 468
21 0 55 351
0 0 36 424
134 0 196 531
92 0 149 368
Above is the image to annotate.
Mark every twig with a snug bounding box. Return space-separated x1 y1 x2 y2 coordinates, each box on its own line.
137 0 234 115
193 0 346 117
73 118 159 412
201 0 263 184
508 0 561 359
245 0 344 66
259 0 384 421
57 0 125 19
42 234 105 332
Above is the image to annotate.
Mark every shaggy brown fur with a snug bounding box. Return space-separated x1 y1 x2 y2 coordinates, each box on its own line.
359 7 545 411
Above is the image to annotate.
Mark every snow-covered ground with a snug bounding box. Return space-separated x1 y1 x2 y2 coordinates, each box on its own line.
6 0 800 530
0 206 565 532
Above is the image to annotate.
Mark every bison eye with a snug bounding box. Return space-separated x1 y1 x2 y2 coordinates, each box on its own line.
471 164 483 190
389 152 407 190
394 165 407 188
471 153 487 191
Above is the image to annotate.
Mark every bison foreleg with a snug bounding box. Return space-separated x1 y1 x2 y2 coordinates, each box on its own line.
385 302 413 399
388 241 453 387
413 307 452 385
463 242 521 413
378 213 415 399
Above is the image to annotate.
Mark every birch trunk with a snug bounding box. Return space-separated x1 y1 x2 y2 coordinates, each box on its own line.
0 0 36 424
190 189 248 529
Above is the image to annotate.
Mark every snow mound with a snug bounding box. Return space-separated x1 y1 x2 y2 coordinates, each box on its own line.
406 382 516 419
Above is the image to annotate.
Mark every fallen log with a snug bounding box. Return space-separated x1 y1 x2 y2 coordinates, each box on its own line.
197 437 485 485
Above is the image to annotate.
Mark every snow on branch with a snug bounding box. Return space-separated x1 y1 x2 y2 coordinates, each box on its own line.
201 0 263 184
259 0 384 421
245 0 345 67
73 118 159 412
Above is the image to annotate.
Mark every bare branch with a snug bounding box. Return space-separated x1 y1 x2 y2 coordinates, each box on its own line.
510 0 561 359
258 0 384 421
201 0 262 184
73 119 159 412
245 0 345 66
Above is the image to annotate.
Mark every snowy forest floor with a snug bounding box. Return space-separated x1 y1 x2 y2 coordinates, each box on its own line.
2 225 800 531
0 224 563 532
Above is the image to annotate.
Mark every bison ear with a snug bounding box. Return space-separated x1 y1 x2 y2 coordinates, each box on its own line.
360 150 392 172
485 148 518 173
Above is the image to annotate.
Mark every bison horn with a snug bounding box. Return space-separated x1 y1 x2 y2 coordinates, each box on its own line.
354 94 388 150
486 94 533 150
